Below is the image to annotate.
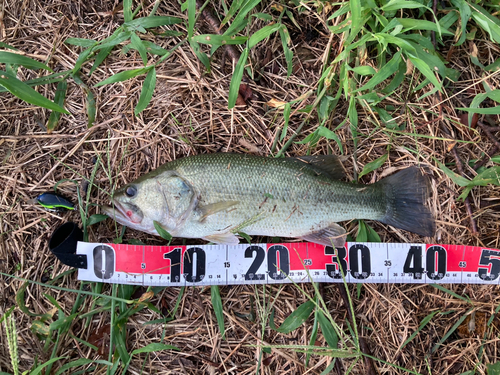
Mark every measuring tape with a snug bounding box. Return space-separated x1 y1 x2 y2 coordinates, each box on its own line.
75 241 500 286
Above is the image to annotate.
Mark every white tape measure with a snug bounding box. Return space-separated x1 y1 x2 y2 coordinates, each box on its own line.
76 241 500 286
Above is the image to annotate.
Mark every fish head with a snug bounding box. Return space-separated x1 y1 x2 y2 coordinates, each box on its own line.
102 172 197 235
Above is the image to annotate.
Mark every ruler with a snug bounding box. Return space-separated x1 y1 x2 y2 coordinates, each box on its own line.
76 241 500 286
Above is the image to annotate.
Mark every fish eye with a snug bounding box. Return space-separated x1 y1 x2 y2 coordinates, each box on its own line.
125 185 137 198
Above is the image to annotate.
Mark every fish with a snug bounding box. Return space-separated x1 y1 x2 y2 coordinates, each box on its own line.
101 153 435 247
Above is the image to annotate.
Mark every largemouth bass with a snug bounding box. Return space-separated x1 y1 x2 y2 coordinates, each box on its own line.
102 153 434 247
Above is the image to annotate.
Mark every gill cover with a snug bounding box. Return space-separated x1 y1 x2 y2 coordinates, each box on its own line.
157 173 198 231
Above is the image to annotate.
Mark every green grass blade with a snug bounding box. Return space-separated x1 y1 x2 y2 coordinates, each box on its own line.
279 25 293 77
131 343 180 355
306 306 319 366
94 67 148 87
85 87 96 128
123 0 133 22
458 107 500 115
46 79 68 133
54 359 113 375
130 33 148 65
225 0 262 36
153 220 173 242
431 308 473 354
382 0 426 11
358 153 388 179
400 310 440 350
123 40 169 56
437 161 470 187
407 55 442 91
430 284 471 303
211 285 226 339
450 0 471 45
125 16 183 29
8 70 70 89
228 48 248 108
346 0 362 44
0 41 17 50
397 18 453 35
30 357 67 375
270 300 315 333
89 46 113 75
221 0 244 27
72 47 94 74
317 310 339 348
134 67 156 115
248 23 281 49
65 37 97 47
281 103 291 141
94 31 132 51
0 51 52 71
355 50 402 92
87 214 108 226
356 220 381 242
471 9 500 44
0 70 69 113
189 40 211 70
187 0 196 40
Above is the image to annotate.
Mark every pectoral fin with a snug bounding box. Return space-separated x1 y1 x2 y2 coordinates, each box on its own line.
199 201 239 221
203 232 240 245
302 223 347 248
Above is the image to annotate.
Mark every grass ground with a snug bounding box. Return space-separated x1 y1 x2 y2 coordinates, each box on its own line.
1 0 500 374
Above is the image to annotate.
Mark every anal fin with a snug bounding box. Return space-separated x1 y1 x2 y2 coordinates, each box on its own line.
203 232 240 245
302 223 347 248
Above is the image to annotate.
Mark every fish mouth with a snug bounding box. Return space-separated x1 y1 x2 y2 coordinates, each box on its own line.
101 201 133 226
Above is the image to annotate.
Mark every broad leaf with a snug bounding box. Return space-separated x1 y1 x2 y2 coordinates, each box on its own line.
228 48 248 108
0 51 52 71
358 153 388 179
135 67 156 115
270 300 315 333
0 71 69 113
94 67 148 87
46 79 68 133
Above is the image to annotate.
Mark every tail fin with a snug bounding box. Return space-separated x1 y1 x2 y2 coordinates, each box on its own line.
376 167 435 237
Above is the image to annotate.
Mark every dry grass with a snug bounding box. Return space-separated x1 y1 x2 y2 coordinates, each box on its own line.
1 0 500 374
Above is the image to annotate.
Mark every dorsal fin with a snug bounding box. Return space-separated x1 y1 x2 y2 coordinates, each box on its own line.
290 155 346 180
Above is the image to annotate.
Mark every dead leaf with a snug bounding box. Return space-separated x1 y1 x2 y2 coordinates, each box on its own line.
235 94 246 106
138 290 154 304
88 324 111 357
161 297 170 316
470 42 479 59
447 141 457 152
263 354 274 366
131 286 147 299
459 113 478 128
457 311 488 338
239 138 261 153
405 59 414 75
239 83 253 102
266 98 287 108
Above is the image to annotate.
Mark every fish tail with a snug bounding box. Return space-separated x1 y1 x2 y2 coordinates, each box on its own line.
376 167 435 237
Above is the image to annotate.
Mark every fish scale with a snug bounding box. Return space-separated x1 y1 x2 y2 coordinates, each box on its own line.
102 153 434 247
165 154 384 236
